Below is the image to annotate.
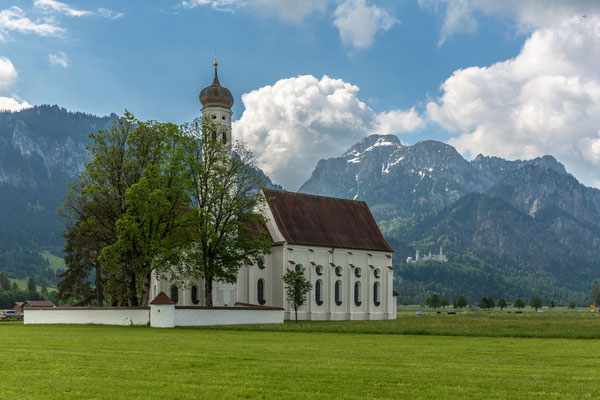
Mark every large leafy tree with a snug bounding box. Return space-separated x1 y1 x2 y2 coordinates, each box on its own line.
60 112 193 307
165 117 272 306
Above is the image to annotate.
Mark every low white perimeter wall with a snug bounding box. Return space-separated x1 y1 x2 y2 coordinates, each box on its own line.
175 307 284 326
24 308 149 326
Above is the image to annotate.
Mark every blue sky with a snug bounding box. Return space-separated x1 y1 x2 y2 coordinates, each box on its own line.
1 0 600 189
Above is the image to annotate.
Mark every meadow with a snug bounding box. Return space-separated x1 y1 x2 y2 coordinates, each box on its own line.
1 310 600 399
208 308 600 339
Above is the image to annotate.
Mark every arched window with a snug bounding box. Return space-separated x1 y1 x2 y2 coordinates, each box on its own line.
354 267 362 278
257 279 266 305
211 130 217 141
373 282 381 306
257 260 265 269
374 268 381 279
315 265 323 276
335 280 342 306
354 281 362 307
191 285 199 305
335 266 342 277
222 131 227 144
315 279 323 306
295 264 303 272
170 285 179 304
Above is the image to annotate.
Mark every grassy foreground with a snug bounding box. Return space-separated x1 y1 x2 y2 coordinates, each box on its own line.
208 309 600 339
2 321 600 399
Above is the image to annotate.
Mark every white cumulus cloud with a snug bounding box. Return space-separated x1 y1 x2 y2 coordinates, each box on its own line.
0 96 31 112
233 75 423 189
0 57 17 88
250 0 329 22
34 0 91 17
419 0 600 44
0 6 65 40
182 0 244 12
48 51 69 68
426 16 600 188
97 8 124 20
333 0 397 49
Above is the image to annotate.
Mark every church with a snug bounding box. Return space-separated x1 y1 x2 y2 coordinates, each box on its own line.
150 63 396 321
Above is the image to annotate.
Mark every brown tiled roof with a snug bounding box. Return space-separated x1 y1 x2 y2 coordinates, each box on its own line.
150 291 175 305
24 301 56 307
263 189 393 252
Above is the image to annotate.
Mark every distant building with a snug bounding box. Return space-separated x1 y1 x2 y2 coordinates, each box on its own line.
13 300 56 313
406 247 448 264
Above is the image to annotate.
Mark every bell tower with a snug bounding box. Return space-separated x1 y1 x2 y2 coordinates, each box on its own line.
199 61 234 153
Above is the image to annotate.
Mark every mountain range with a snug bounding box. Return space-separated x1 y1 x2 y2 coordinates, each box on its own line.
300 134 600 303
1 106 599 303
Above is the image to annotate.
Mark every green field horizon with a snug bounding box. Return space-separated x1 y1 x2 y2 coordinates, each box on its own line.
2 311 600 399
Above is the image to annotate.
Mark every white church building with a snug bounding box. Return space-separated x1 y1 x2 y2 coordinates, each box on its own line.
150 63 396 321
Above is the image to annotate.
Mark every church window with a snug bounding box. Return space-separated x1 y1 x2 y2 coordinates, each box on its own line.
221 116 226 121
315 279 323 306
191 285 199 305
212 115 217 120
354 267 362 278
374 268 381 279
211 130 217 141
257 279 266 305
170 286 179 304
354 281 362 307
335 266 342 277
257 260 265 269
373 282 381 306
315 265 323 276
295 264 303 272
335 280 342 306
222 131 227 144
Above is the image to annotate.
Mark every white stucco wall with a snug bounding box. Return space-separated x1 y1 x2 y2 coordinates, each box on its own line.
174 308 283 326
24 308 149 326
150 304 175 328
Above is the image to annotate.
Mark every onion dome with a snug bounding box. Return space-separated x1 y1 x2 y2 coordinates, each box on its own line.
199 61 234 109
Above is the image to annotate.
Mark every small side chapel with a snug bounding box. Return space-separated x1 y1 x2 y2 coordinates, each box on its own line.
150 63 396 321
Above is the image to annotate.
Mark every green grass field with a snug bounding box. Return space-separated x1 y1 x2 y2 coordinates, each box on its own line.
41 250 66 273
2 311 600 399
208 308 600 339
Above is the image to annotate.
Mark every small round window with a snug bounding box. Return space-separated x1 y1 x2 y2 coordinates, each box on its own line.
354 267 362 278
221 116 226 120
212 115 217 120
335 266 342 277
374 268 381 279
315 265 323 276
257 260 265 269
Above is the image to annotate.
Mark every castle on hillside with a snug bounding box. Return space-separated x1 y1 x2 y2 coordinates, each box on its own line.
406 247 447 264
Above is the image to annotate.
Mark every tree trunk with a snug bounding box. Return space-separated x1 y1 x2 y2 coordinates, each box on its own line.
294 305 298 323
95 266 104 307
140 271 152 307
205 278 213 307
129 272 139 307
